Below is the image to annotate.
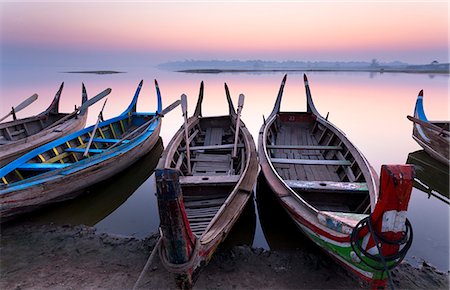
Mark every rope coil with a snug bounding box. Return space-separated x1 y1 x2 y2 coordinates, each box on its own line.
350 215 413 290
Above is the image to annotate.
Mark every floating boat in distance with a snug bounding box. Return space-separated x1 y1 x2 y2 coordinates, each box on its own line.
407 90 449 165
0 83 111 167
155 82 258 288
407 150 449 204
258 74 414 288
0 80 175 221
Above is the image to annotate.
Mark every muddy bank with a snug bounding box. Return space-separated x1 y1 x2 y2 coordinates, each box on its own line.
1 224 448 289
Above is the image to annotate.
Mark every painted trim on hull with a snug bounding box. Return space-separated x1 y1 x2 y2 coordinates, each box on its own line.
297 222 374 280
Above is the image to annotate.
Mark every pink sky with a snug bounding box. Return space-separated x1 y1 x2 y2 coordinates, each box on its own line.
1 1 448 64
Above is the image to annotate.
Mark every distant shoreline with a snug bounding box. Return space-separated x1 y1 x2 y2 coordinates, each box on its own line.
62 70 126 75
177 68 450 74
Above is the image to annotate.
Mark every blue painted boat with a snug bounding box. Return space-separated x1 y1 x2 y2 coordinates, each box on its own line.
407 90 449 165
0 80 163 221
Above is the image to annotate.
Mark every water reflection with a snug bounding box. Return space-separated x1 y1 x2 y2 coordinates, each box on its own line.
11 138 163 226
221 196 257 249
255 174 319 252
407 150 449 204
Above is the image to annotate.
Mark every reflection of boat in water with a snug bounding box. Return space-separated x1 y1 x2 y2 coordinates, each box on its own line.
221 195 256 249
255 174 319 252
11 138 163 226
407 150 449 204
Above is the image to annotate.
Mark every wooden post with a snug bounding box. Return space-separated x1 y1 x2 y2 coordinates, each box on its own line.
156 168 196 265
358 165 414 289
232 94 245 158
181 94 192 175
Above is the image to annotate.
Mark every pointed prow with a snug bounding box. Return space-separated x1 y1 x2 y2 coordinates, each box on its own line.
414 89 427 121
303 74 322 118
270 74 287 116
154 79 163 114
224 82 236 116
193 81 204 117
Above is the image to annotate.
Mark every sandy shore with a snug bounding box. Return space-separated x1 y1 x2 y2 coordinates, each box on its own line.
1 223 448 289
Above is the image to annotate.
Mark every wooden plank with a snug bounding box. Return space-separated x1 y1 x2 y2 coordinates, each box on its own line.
191 153 230 162
209 127 224 145
285 180 368 192
180 143 244 151
266 145 342 150
179 175 240 186
188 129 199 144
336 151 356 182
175 152 185 170
271 158 351 166
184 197 226 208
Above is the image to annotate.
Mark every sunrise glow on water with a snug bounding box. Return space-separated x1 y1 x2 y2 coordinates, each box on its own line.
1 0 449 274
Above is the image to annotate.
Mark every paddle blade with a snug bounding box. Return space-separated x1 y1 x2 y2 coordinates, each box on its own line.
0 93 39 122
14 93 39 112
78 88 112 112
161 99 181 116
180 94 188 115
238 93 245 108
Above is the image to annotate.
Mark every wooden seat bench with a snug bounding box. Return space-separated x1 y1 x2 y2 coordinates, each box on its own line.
284 180 368 193
180 175 240 186
271 158 351 166
266 145 342 150
180 144 243 152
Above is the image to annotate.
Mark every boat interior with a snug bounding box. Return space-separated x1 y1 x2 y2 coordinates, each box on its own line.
0 113 69 144
168 116 247 236
1 113 157 185
430 121 450 132
266 112 371 214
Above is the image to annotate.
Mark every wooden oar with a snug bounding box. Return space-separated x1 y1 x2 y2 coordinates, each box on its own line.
407 115 450 137
232 94 245 158
181 94 192 175
0 93 38 122
84 98 108 157
106 99 181 152
47 87 111 129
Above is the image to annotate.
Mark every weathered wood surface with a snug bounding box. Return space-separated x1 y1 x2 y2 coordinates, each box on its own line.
156 86 259 288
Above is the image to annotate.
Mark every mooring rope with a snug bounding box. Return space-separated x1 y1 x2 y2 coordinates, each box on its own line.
132 237 162 290
350 215 413 290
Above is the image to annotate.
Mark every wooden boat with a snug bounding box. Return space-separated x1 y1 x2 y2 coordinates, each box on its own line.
0 80 169 221
155 82 258 288
0 83 107 167
258 74 414 288
407 150 449 204
407 90 449 165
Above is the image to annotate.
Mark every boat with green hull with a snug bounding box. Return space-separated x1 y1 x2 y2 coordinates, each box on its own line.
258 74 414 288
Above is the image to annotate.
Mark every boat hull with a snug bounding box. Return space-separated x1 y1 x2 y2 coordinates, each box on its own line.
0 120 160 221
0 114 88 167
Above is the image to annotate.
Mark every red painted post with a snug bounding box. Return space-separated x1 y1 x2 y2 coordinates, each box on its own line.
361 165 414 289
156 168 196 267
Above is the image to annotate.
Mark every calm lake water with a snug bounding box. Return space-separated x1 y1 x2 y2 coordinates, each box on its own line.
1 66 448 271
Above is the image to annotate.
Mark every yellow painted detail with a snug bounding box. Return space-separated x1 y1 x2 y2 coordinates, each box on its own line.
1 177 8 185
15 169 24 180
109 124 117 139
38 154 45 162
98 127 106 139
119 120 126 133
